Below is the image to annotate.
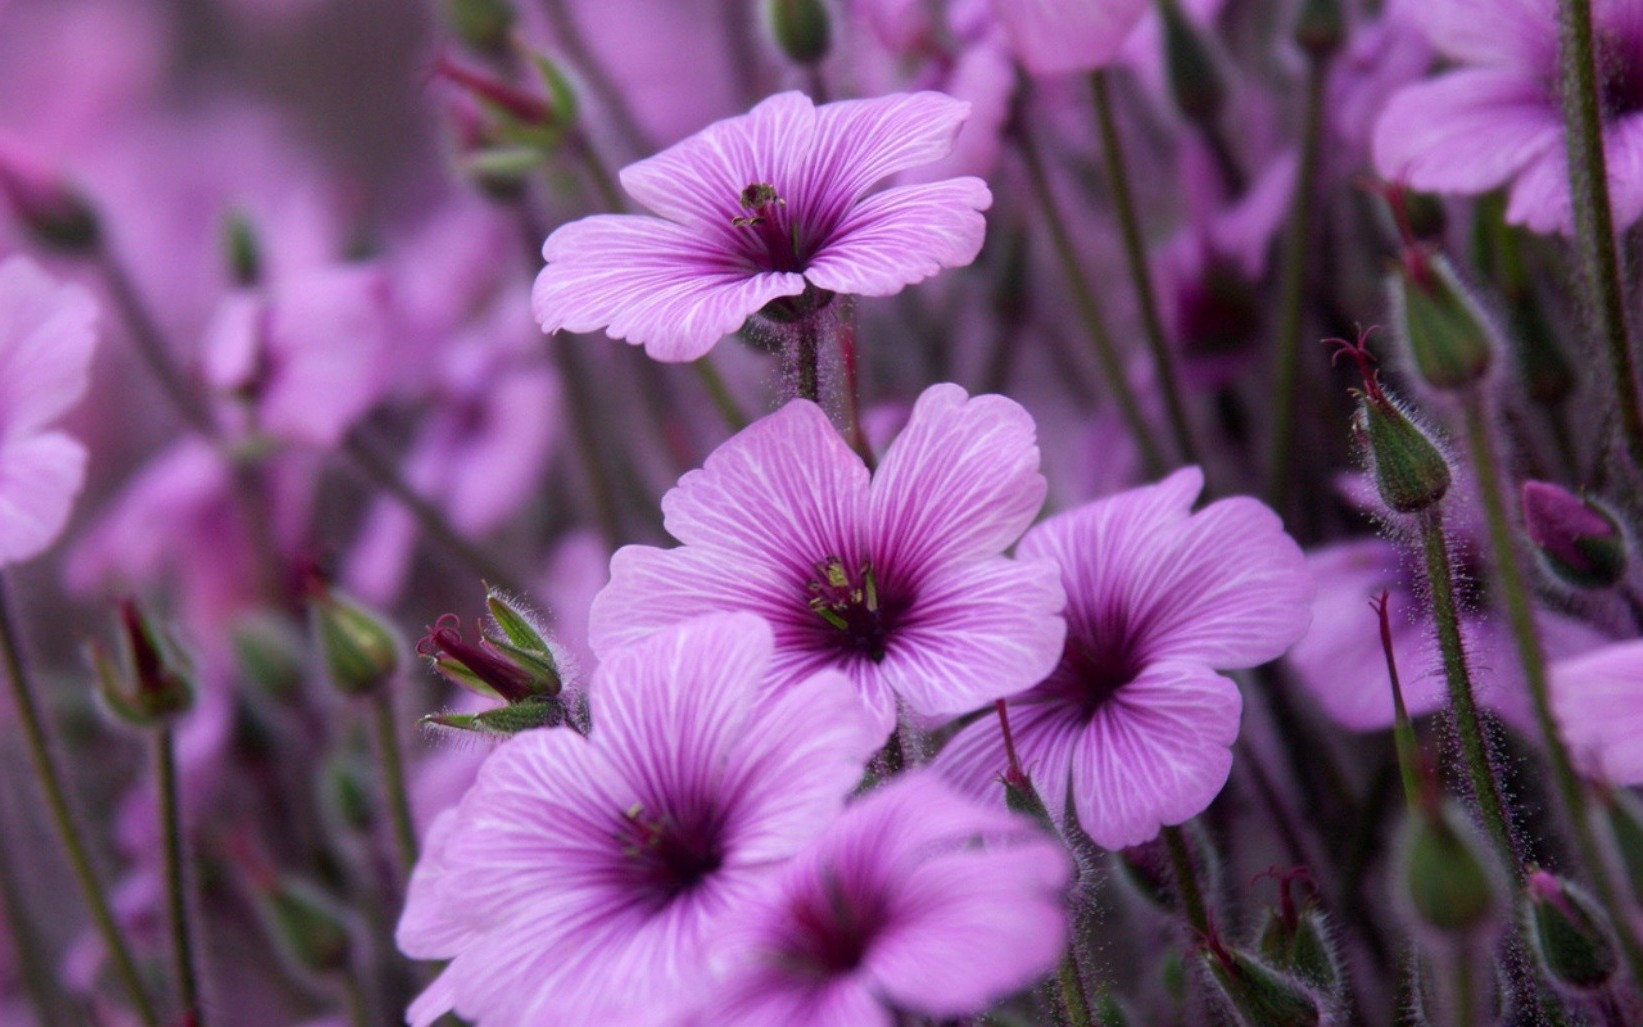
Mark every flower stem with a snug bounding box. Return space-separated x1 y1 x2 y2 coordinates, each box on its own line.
1162 824 1211 938
340 431 523 593
1414 508 1520 872
793 316 822 403
156 725 203 1026
369 689 418 875
0 577 159 1026
691 357 750 432
1014 122 1168 477
94 250 218 438
537 0 653 158
0 797 71 1026
1459 392 1643 984
1058 950 1095 1027
1091 69 1200 469
1557 0 1643 473
1263 57 1329 512
837 314 876 469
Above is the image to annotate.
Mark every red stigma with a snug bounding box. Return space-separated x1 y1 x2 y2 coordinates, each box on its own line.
1324 325 1385 402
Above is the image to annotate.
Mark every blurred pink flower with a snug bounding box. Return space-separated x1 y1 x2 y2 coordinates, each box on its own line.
397 612 879 1025
532 91 991 361
1551 640 1643 784
590 383 1066 739
937 468 1313 849
992 0 1150 75
699 771 1070 1027
0 255 97 565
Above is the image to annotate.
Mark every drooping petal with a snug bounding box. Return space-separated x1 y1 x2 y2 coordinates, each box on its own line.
992 0 1151 75
534 213 807 361
866 384 1045 580
0 432 86 565
1373 69 1562 196
803 178 991 297
1068 660 1242 850
0 255 96 438
1551 640 1643 784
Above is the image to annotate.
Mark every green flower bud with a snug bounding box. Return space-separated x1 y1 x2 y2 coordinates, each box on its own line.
1094 990 1132 1027
231 613 306 701
442 0 515 54
767 0 831 66
1520 481 1628 590
87 600 195 727
308 581 401 696
223 210 262 287
1334 329 1452 513
1202 934 1324 1027
1391 253 1496 391
1256 871 1341 996
321 751 377 833
1526 870 1618 992
1399 802 1499 935
1158 0 1225 125
258 878 353 976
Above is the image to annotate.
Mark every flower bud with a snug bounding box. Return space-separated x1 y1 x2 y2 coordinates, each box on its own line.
223 211 263 287
258 877 353 976
87 600 195 727
231 614 306 702
307 580 401 696
1520 481 1627 590
1158 0 1225 125
321 751 377 833
1095 990 1132 1027
1202 931 1324 1027
423 695 566 736
1398 802 1499 936
418 592 563 704
767 0 831 66
1390 254 1496 391
1332 329 1452 513
1118 837 1177 913
1293 0 1344 57
1256 870 1341 996
1526 870 1619 992
442 0 515 54
0 136 100 252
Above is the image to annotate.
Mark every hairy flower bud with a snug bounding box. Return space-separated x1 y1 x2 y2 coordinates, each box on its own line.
1095 990 1132 1027
1390 254 1496 391
87 600 195 727
767 0 831 66
1526 870 1619 992
1398 802 1499 935
1256 870 1341 997
232 613 306 701
307 579 401 696
0 136 100 252
1520 481 1627 590
1202 929 1324 1027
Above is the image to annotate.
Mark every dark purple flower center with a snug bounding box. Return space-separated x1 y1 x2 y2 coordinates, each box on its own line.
1043 631 1145 719
776 870 889 979
805 557 903 663
616 803 725 908
1597 32 1643 117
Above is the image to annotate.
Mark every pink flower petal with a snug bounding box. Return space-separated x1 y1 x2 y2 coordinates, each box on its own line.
0 255 96 437
1551 640 1643 785
1373 69 1562 195
993 0 1151 75
534 214 807 361
802 92 975 213
0 432 86 565
804 178 991 296
1408 0 1557 69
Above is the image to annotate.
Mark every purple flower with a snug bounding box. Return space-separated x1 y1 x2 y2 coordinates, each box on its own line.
396 612 880 1026
531 91 992 361
589 382 1066 739
698 771 1071 1027
0 255 97 565
1373 0 1643 234
1551 640 1643 785
991 0 1150 75
936 468 1313 849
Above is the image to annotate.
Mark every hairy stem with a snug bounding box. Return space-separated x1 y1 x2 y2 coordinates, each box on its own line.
156 726 204 1026
370 689 419 875
1162 824 1211 938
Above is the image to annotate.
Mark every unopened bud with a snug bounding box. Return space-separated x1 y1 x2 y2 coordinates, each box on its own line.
1332 329 1452 513
1521 481 1627 590
1118 837 1177 913
1256 870 1340 996
1158 0 1225 125
258 878 353 975
321 751 377 832
223 211 263 287
232 614 306 701
0 136 99 252
1094 990 1132 1027
1526 870 1619 992
307 579 401 696
1390 254 1496 391
87 600 194 726
418 591 563 704
442 0 515 54
1399 802 1499 935
767 0 831 66
1292 0 1344 57
1202 930 1324 1027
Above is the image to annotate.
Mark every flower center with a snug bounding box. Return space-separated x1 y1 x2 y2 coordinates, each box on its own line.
617 803 725 907
730 181 806 273
779 871 887 979
805 557 899 663
1044 632 1144 719
1598 32 1643 117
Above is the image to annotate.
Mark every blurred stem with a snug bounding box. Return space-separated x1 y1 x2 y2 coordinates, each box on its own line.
1557 0 1643 474
838 314 875 469
340 432 522 593
1058 950 1094 1027
0 577 159 1026
0 797 71 1026
1451 948 1475 1027
551 335 627 547
537 0 653 158
1459 392 1643 983
156 726 203 1027
1162 824 1210 937
690 357 749 432
340 973 370 1027
370 689 418 876
1263 57 1329 512
94 250 217 437
1014 122 1167 477
1091 69 1200 469
793 316 821 403
1415 508 1519 873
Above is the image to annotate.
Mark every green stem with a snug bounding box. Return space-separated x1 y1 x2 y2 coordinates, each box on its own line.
0 578 159 1026
793 316 821 404
1162 824 1211 938
1014 124 1167 477
340 432 522 593
1091 69 1200 469
1557 0 1643 474
340 972 370 1027
156 726 203 1026
538 0 653 157
1058 950 1094 1027
370 690 418 875
1263 57 1329 512
1459 392 1643 984
1415 508 1520 872
1451 947 1475 1027
550 334 626 548
691 357 750 432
